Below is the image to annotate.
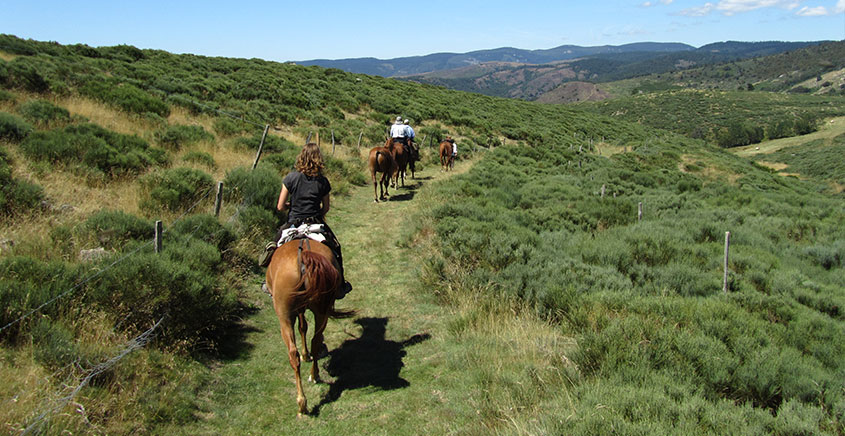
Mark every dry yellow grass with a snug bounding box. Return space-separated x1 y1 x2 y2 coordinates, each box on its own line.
56 95 156 139
0 50 17 61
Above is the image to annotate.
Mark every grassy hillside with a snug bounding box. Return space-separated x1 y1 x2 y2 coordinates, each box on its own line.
577 89 845 148
600 41 845 97
1 34 843 435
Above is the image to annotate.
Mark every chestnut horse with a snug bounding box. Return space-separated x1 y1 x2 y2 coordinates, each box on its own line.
386 138 409 188
368 146 397 202
266 238 354 416
439 140 454 171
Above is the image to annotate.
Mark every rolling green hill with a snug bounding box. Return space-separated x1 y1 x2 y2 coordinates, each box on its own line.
1 34 843 434
576 89 845 147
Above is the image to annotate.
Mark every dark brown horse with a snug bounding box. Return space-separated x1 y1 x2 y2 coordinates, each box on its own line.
266 238 354 416
407 142 420 179
386 138 409 188
368 145 397 202
439 140 454 171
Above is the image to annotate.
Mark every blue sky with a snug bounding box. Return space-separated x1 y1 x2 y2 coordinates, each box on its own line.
1 1 843 61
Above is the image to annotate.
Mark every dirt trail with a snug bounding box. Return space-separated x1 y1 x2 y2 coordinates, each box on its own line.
165 161 473 435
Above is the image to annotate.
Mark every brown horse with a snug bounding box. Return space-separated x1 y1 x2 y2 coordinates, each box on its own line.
407 142 420 179
266 239 354 416
386 138 409 188
368 145 396 202
439 140 454 171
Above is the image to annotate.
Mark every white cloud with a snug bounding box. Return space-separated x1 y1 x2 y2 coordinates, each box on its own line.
642 0 673 7
678 0 807 16
836 0 845 12
795 5 829 15
679 2 716 15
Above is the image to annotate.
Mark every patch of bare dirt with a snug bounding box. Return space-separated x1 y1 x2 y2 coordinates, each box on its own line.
535 82 610 103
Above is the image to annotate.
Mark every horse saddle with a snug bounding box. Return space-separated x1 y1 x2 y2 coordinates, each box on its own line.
277 223 327 246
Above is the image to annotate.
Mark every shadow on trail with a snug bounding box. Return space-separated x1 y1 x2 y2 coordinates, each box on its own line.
200 302 261 361
388 181 421 202
311 317 430 416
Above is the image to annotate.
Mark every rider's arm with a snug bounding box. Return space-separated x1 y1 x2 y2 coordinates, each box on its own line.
277 185 289 211
320 194 331 218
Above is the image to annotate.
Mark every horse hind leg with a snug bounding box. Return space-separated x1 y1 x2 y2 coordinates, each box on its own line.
308 311 330 383
298 312 311 362
279 314 308 415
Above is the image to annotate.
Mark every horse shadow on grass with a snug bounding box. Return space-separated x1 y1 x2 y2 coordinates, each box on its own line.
199 301 261 361
389 181 421 202
311 317 430 416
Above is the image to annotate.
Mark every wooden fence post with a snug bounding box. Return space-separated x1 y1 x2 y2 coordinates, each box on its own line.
251 124 270 170
154 221 163 254
306 131 312 143
213 181 224 217
638 202 643 221
357 130 363 149
723 231 731 293
601 184 606 198
331 129 335 155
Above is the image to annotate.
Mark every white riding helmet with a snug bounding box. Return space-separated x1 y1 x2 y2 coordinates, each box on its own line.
404 119 409 124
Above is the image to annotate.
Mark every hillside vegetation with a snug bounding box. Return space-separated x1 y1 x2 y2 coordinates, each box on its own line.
577 89 845 148
1 34 843 435
404 41 830 101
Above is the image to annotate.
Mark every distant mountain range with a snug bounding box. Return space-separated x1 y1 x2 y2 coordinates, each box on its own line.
297 42 695 77
297 41 829 102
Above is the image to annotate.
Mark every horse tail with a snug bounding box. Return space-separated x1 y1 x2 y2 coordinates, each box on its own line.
297 250 339 304
296 250 357 319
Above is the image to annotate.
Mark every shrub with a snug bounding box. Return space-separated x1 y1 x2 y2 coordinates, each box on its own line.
139 167 215 213
81 210 154 250
169 214 236 251
84 248 238 346
0 148 43 216
0 111 33 142
157 124 214 150
222 164 282 209
0 256 80 342
20 123 169 177
81 81 170 117
17 99 70 127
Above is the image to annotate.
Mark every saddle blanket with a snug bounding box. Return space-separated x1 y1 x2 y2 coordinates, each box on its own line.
276 223 327 246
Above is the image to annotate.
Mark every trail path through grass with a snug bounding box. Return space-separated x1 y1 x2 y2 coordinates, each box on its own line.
165 161 479 435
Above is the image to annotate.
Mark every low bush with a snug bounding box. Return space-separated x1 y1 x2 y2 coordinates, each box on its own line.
157 124 214 150
222 164 281 210
0 111 34 142
0 148 43 216
17 99 70 127
81 209 154 250
0 256 80 343
138 167 215 213
81 80 170 117
20 123 169 177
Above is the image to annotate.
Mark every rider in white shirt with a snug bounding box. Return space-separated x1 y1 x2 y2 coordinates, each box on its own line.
390 116 407 146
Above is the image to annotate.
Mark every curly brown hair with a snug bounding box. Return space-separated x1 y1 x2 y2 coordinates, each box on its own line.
294 142 324 177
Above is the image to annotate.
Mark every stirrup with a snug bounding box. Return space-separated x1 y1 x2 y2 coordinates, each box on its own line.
258 241 277 267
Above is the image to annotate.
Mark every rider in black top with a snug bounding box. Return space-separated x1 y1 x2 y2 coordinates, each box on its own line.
266 142 352 299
